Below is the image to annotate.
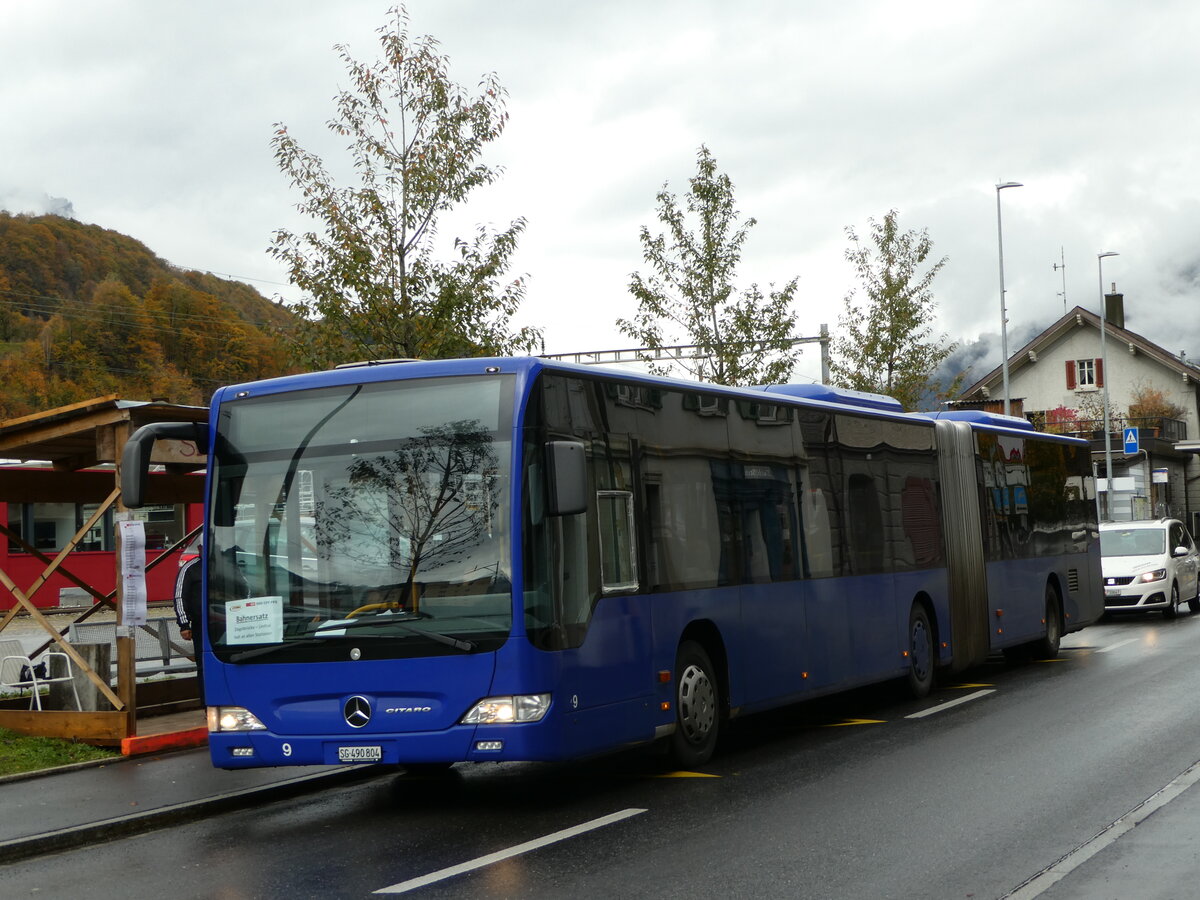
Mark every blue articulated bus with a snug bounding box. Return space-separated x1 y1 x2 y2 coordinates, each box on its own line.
121 357 1103 769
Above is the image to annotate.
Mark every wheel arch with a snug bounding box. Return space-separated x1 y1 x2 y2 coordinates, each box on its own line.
679 619 730 715
911 590 940 664
1045 574 1064 629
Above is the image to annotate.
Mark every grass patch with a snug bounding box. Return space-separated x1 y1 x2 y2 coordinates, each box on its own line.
0 727 120 777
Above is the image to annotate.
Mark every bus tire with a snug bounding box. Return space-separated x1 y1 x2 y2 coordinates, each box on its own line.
670 640 720 767
906 604 934 699
1036 585 1063 658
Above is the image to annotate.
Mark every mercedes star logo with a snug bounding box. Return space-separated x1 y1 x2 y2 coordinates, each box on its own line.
344 695 372 729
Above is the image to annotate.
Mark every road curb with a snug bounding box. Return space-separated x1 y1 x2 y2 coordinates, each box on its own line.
121 727 208 756
0 764 387 865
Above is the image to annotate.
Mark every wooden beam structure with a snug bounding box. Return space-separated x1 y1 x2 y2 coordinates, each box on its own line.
0 396 207 743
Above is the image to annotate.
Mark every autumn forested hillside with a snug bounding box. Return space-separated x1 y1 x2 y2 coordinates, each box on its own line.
0 212 299 418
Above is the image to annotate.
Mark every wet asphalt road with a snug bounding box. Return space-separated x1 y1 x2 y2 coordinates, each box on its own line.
7 612 1200 899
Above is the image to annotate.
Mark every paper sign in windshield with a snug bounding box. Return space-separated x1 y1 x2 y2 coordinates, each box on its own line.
226 596 284 644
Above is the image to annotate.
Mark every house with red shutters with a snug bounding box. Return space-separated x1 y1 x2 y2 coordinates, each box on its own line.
954 287 1200 527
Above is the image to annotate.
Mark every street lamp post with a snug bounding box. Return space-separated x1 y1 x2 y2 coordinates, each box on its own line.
1098 251 1119 520
996 181 1023 416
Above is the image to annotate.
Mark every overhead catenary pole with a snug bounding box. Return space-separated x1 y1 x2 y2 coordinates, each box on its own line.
542 331 832 384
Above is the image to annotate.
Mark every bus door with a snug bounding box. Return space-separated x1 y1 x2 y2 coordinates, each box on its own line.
524 431 654 755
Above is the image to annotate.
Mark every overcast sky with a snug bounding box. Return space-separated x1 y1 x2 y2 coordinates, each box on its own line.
4 1 1199 385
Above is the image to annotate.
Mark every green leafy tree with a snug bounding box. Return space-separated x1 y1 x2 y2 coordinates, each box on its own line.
618 145 799 387
269 5 542 369
831 209 957 410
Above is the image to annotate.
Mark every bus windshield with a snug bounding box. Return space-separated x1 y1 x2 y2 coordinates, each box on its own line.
206 374 515 664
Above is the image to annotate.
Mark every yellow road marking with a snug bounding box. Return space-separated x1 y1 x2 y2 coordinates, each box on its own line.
824 718 886 727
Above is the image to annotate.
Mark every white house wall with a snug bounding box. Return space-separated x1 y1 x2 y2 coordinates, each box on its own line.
1003 322 1200 526
1011 326 1193 426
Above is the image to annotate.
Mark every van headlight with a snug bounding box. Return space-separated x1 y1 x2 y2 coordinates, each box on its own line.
1138 568 1167 584
461 694 551 724
209 706 267 732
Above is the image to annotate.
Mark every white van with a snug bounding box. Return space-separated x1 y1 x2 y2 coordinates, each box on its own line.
1099 519 1200 618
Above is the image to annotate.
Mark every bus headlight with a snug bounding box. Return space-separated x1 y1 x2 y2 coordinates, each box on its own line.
209 706 268 732
460 694 551 724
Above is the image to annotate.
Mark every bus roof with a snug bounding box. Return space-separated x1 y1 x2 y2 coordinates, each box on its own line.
214 357 1080 444
913 409 1036 431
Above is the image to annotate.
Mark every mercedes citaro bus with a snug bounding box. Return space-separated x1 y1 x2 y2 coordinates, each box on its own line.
121 356 1103 770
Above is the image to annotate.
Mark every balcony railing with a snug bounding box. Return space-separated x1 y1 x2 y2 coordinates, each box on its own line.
1029 414 1187 443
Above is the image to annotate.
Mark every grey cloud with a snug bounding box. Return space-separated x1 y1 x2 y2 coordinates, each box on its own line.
0 191 75 219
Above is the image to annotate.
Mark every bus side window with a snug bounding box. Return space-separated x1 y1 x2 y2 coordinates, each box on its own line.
846 472 885 573
801 485 835 578
597 490 638 593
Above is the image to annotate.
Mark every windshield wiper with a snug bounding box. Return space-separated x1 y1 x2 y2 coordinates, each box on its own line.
228 633 389 663
313 614 477 652
228 614 478 661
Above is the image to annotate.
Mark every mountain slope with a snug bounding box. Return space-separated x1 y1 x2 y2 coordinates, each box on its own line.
0 212 297 417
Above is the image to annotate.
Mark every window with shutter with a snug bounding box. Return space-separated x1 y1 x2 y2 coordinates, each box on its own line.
1095 357 1104 387
1065 360 1076 390
1075 359 1095 387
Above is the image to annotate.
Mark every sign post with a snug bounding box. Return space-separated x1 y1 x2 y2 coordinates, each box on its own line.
1123 427 1139 455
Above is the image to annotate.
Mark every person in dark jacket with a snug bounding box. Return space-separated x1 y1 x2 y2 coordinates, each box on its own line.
174 544 204 705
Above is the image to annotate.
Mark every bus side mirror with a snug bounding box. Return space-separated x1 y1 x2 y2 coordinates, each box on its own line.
121 422 209 508
546 441 587 516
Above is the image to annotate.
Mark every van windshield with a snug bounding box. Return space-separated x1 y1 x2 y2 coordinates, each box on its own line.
206 374 515 663
1100 528 1166 557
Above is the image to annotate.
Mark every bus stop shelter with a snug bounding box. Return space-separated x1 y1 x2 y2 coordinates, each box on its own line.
0 395 206 744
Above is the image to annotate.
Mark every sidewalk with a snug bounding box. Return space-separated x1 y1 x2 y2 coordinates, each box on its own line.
0 737 387 864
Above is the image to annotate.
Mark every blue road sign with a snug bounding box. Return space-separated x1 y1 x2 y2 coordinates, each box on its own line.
1124 427 1139 454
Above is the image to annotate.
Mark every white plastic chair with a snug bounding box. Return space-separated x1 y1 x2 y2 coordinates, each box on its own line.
0 638 82 711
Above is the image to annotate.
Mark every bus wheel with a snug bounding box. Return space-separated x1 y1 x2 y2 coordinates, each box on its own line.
1036 586 1063 658
1163 583 1180 620
671 641 720 767
906 605 934 699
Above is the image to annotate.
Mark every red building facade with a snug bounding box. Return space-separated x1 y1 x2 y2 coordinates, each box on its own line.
1 489 203 610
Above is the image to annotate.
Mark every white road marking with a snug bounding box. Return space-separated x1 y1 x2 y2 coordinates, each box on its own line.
1004 759 1200 899
1096 637 1139 653
905 688 995 719
374 808 648 894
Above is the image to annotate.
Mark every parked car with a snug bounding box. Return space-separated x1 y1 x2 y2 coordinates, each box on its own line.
1099 518 1200 618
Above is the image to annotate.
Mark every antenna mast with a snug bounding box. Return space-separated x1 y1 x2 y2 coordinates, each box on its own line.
1053 247 1067 312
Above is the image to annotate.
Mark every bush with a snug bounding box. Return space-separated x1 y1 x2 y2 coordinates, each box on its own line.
1128 386 1185 421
